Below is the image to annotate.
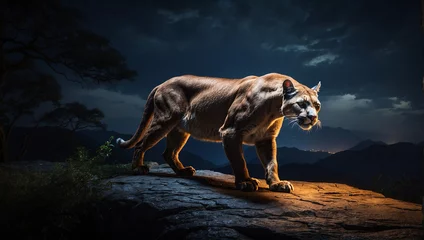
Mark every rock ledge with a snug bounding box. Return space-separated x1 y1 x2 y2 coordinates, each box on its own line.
93 164 422 240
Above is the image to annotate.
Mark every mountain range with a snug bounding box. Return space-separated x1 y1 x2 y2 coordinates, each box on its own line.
243 145 331 165
276 123 363 153
348 139 387 151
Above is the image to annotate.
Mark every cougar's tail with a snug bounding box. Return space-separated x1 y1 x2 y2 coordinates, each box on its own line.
116 87 158 149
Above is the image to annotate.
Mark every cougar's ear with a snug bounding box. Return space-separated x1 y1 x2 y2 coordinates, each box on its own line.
312 81 321 93
283 79 297 98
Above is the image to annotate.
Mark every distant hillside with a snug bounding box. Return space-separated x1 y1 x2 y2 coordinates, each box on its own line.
276 123 363 153
8 127 217 171
243 146 331 165
348 139 387 151
317 142 423 202
315 142 422 184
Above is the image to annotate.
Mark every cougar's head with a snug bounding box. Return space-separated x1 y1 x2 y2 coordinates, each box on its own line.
281 79 322 131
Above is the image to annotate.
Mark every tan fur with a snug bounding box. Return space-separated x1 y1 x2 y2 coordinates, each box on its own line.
117 73 322 192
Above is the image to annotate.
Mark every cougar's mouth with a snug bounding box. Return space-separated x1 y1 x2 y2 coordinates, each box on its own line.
289 116 320 131
298 122 314 130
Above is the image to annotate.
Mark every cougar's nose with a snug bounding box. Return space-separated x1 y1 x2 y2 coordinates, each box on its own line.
309 115 317 122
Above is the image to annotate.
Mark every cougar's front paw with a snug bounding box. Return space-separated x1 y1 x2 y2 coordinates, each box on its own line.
236 178 260 192
177 166 196 176
132 165 149 175
269 180 294 193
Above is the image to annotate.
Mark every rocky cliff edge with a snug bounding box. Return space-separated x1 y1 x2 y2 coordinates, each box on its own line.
92 163 423 240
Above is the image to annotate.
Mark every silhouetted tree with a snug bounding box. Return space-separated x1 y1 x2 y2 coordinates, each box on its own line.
11 102 107 161
0 0 137 162
41 102 107 134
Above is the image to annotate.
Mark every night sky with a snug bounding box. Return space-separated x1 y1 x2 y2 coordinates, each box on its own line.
60 0 424 143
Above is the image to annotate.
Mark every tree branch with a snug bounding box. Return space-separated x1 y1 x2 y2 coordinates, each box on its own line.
4 38 85 86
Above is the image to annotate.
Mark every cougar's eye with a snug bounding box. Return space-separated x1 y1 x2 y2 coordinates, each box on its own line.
314 102 321 111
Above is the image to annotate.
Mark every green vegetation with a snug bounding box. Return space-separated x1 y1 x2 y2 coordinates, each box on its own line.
0 136 131 237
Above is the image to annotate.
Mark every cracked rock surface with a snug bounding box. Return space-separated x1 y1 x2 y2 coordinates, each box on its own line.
91 164 423 240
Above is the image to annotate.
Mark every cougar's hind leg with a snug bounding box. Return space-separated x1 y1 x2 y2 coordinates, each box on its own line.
132 118 180 175
163 128 195 176
132 88 187 175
